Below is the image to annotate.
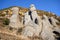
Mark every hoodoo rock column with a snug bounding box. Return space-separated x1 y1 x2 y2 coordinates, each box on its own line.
22 4 42 37
9 7 23 29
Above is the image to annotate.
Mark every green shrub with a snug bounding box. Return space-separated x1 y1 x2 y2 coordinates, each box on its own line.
3 18 10 25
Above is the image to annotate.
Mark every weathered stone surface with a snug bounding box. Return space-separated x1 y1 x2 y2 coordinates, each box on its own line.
22 25 35 37
50 17 60 33
41 15 55 40
30 4 36 12
30 4 38 23
9 7 23 29
23 12 32 26
50 17 58 27
0 4 60 40
22 4 42 37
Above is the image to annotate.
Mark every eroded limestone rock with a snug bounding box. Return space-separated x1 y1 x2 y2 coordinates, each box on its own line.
9 7 23 29
22 4 42 37
41 15 55 40
7 4 60 40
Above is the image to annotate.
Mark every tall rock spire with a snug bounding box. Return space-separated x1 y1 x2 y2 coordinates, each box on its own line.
9 7 23 29
22 4 42 37
30 4 36 12
29 4 39 24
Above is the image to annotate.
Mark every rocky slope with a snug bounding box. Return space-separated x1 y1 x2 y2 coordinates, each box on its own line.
0 4 60 40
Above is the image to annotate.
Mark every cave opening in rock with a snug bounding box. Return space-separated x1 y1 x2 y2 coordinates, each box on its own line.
34 18 38 24
28 11 33 20
48 18 52 24
53 31 60 40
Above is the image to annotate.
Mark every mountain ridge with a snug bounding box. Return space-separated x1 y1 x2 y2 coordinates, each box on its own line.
0 5 60 40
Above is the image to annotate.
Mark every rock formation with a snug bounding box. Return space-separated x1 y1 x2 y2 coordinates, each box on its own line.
41 15 55 40
9 7 23 29
0 4 60 40
22 4 60 40
22 4 42 37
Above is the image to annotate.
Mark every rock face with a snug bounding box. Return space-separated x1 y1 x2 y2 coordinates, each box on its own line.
41 15 60 40
0 4 60 40
22 4 42 37
9 7 23 29
22 4 60 40
41 15 55 40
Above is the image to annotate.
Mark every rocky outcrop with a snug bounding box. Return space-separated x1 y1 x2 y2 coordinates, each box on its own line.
41 15 55 40
0 4 60 40
22 4 42 37
22 4 60 40
9 7 23 29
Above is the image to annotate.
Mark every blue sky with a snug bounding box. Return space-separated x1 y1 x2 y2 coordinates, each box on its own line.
0 0 60 16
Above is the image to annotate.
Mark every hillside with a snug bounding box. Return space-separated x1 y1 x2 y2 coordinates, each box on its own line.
0 4 60 40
